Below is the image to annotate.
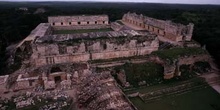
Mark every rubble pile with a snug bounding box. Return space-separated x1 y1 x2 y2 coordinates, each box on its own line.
77 73 135 110
0 90 72 110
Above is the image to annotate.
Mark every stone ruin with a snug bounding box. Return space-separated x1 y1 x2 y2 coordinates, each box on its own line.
48 15 109 30
77 72 136 110
32 30 159 66
153 54 213 79
12 63 89 91
122 12 194 42
1 13 206 110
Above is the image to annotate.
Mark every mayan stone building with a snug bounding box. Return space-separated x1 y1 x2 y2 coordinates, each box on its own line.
13 13 198 91
122 12 194 42
48 15 110 30
31 30 159 66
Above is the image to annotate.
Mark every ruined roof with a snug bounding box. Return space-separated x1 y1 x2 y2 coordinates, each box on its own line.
35 30 155 43
48 15 109 23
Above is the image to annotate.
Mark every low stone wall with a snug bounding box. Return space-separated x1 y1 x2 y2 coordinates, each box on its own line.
15 80 37 90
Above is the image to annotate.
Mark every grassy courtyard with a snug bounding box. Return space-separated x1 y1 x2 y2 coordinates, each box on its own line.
129 86 220 110
53 28 113 34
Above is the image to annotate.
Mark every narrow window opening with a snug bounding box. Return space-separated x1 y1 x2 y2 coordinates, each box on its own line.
103 44 107 50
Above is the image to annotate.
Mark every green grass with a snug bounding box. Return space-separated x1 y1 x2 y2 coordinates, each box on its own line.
129 86 220 110
53 28 113 34
125 77 204 94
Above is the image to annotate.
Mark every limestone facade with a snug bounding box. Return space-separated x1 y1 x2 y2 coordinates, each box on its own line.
48 15 109 30
31 32 159 66
122 12 194 42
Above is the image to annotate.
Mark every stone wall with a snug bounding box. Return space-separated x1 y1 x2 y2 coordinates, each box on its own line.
148 54 212 79
31 36 159 66
48 72 67 81
163 54 212 79
16 80 37 90
15 76 38 90
122 12 194 42
52 25 110 30
48 15 109 30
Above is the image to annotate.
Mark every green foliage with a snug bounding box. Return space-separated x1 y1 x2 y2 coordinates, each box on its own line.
193 61 211 73
152 47 207 63
174 12 200 24
179 65 196 79
115 62 164 87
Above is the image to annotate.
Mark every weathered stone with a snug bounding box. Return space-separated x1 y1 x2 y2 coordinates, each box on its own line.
122 12 194 42
48 15 109 30
77 73 135 110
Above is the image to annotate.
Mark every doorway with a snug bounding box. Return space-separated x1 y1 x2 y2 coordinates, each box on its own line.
54 76 61 83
